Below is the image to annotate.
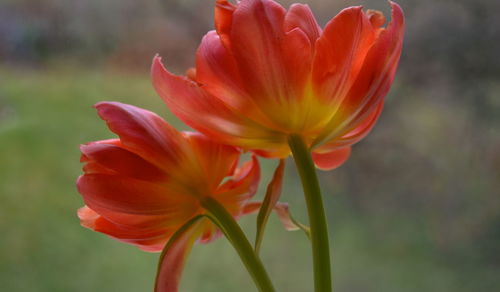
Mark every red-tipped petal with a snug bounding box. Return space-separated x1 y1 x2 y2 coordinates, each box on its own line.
337 2 404 117
284 4 321 45
183 132 240 191
80 141 166 181
315 101 383 151
78 206 177 252
155 216 205 292
281 5 319 93
229 0 290 100
196 31 281 131
77 174 194 215
214 0 236 49
215 156 261 215
152 56 284 150
312 147 352 170
313 2 404 147
94 102 187 170
312 6 377 104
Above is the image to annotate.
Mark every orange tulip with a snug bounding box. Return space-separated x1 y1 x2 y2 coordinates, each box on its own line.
77 101 259 251
77 102 261 250
152 0 404 170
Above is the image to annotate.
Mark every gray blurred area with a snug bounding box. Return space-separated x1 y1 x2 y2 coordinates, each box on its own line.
0 0 499 291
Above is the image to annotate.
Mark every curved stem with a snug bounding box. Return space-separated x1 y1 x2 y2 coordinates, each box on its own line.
288 134 332 292
201 197 276 292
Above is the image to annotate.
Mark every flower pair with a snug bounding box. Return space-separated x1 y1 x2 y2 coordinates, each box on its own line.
76 0 404 291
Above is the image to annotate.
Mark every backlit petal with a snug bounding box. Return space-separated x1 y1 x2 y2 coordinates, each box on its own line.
80 141 167 181
312 147 351 171
214 0 237 49
313 2 404 147
312 6 377 105
77 174 195 215
155 216 205 292
284 4 321 46
95 102 188 170
183 132 240 191
215 156 260 215
152 56 286 151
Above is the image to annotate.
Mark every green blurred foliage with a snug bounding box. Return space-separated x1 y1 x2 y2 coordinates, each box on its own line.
1 0 499 291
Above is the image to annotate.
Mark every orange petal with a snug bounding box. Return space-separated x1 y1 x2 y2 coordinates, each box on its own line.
77 174 193 215
183 132 240 191
155 216 205 292
80 141 166 181
94 102 188 171
282 5 318 93
336 2 404 119
196 31 281 131
312 6 377 104
78 206 176 252
284 4 321 46
152 56 284 150
315 101 383 151
313 2 404 147
228 0 288 100
312 147 351 171
214 156 260 215
210 0 317 131
214 0 236 49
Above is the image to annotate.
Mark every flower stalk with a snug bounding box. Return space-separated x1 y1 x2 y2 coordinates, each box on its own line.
288 134 332 292
201 196 276 292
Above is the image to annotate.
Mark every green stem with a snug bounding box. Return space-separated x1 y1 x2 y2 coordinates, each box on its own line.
288 134 332 292
201 197 276 292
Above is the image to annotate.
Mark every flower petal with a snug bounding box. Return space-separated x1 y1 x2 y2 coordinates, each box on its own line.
94 102 188 170
312 6 377 105
77 174 196 215
313 2 404 147
312 147 351 171
229 0 288 100
78 206 176 252
155 216 205 292
315 101 383 151
80 141 167 181
214 156 260 215
183 132 241 191
337 2 404 120
152 56 286 151
214 0 237 49
284 4 321 46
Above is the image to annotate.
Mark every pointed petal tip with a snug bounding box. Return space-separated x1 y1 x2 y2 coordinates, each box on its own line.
389 1 404 24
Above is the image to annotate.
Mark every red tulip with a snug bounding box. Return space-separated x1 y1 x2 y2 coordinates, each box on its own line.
152 0 404 170
77 102 260 252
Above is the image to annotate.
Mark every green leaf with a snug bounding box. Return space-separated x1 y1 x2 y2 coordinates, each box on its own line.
255 159 285 254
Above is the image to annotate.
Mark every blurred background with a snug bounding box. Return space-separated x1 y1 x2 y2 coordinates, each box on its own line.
1 0 499 291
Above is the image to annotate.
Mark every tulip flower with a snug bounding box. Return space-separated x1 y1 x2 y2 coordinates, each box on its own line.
76 102 276 291
151 1 404 291
152 0 404 171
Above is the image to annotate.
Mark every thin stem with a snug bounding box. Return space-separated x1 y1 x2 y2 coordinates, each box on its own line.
201 196 276 292
288 134 332 292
